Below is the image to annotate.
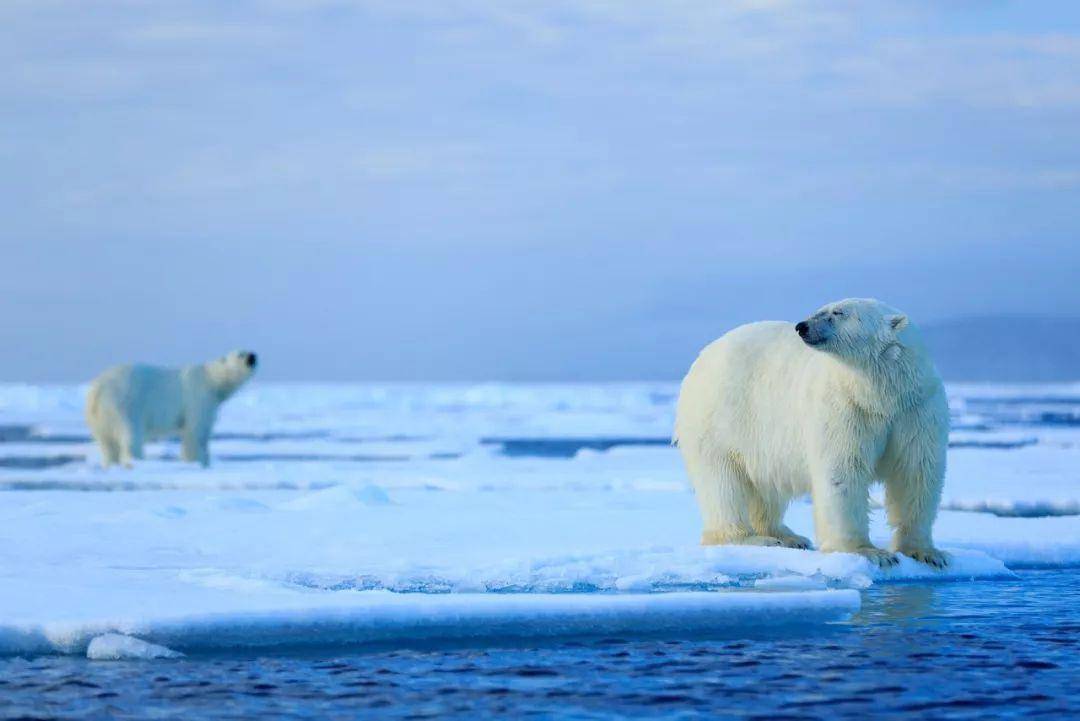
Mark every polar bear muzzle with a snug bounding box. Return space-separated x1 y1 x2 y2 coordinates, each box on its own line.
795 316 832 347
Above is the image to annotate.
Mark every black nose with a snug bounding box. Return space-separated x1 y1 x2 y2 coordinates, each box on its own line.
246 352 258 368
795 321 809 337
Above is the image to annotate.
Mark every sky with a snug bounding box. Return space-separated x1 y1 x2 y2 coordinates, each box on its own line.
2 1 1080 381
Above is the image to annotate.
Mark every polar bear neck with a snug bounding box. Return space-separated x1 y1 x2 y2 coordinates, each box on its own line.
829 342 937 419
190 363 247 403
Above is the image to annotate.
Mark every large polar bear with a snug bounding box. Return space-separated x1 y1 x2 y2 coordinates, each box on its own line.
674 299 948 568
86 350 257 468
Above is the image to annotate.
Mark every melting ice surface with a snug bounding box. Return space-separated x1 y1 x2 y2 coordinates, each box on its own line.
0 382 1078 660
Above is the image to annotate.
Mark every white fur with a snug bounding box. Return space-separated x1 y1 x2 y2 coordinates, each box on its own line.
85 350 257 468
674 299 949 568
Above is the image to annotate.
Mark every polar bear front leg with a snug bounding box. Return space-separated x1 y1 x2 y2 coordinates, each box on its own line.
180 427 209 467
181 411 213 468
811 465 898 568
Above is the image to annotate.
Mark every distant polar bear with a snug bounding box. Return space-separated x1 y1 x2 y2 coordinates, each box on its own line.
674 299 948 568
86 350 257 468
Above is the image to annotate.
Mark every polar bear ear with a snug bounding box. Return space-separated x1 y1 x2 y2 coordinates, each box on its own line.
888 314 909 332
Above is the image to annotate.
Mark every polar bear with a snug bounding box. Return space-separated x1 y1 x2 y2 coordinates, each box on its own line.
674 299 948 568
85 350 257 468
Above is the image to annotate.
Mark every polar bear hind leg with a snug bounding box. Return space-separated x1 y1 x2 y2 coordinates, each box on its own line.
747 489 813 549
689 453 803 548
87 405 123 468
113 418 143 468
95 433 121 467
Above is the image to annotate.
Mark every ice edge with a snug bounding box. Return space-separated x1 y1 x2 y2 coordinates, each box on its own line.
1 590 860 657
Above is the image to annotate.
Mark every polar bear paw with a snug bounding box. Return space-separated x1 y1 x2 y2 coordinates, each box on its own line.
854 546 900 568
901 547 950 569
701 530 814 549
775 532 814 550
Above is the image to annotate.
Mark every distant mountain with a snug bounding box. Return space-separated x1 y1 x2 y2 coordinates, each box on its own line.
921 316 1080 382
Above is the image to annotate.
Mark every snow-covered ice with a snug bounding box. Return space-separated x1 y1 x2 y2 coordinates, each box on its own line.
86 634 183 661
9 591 861 657
0 382 1076 656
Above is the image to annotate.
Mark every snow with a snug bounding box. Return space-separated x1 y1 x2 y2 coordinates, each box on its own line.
0 381 1076 656
940 445 1080 516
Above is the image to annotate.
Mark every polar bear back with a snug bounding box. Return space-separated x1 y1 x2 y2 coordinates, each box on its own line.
88 364 189 437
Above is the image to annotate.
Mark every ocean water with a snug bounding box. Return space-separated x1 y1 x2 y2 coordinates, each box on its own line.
2 569 1077 720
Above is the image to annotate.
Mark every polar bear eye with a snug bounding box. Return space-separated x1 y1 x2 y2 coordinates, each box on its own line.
831 310 844 317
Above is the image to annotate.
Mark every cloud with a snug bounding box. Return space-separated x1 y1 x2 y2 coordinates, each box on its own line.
832 34 1080 109
121 22 283 45
159 141 487 195
3 0 1080 382
5 1 1080 110
295 2 1080 109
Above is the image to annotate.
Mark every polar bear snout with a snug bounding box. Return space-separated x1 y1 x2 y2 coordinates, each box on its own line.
795 318 830 347
243 351 258 368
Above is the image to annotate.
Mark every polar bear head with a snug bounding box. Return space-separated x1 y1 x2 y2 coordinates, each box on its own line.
795 298 913 367
203 350 258 399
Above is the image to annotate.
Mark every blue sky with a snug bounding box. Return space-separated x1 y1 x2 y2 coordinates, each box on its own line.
2 1 1079 381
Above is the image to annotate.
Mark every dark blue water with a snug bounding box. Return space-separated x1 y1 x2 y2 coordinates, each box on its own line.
2 570 1077 720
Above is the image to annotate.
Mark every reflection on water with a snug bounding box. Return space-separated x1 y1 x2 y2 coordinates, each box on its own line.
854 582 938 624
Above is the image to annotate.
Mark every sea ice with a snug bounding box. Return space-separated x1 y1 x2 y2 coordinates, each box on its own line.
86 634 183 660
0 381 1076 657
6 591 860 657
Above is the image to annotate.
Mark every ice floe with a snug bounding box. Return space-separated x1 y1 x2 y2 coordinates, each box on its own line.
4 591 860 657
0 381 1076 657
86 634 183 660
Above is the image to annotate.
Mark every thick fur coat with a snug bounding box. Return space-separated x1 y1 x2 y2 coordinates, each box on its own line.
86 350 257 467
674 299 948 568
